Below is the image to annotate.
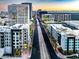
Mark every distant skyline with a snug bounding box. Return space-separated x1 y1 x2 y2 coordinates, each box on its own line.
0 0 79 11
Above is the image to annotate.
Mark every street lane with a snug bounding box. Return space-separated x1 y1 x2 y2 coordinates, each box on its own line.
37 19 50 59
38 18 60 59
30 20 40 59
30 17 61 59
30 18 50 59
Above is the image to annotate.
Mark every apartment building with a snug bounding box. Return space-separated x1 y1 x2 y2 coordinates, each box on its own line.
0 26 11 55
11 24 28 56
0 24 28 56
47 23 79 53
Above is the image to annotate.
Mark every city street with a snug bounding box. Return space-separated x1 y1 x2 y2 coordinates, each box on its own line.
30 18 50 59
37 19 50 59
30 19 40 59
30 16 60 59
38 18 60 59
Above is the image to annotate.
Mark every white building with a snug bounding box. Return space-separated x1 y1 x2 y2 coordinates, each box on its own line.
0 24 29 56
0 26 11 55
10 24 29 55
8 3 32 25
42 13 71 22
47 24 79 53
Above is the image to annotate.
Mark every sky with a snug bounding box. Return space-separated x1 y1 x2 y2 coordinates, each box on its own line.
0 0 79 11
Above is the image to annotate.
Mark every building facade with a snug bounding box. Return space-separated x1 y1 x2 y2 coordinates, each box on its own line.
42 13 71 22
47 24 79 54
8 3 32 25
0 24 28 56
0 26 11 55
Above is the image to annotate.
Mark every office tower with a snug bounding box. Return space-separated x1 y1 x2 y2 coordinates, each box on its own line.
8 3 32 24
8 4 17 25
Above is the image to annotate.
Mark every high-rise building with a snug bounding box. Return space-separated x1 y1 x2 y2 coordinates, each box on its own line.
8 3 32 24
8 4 17 25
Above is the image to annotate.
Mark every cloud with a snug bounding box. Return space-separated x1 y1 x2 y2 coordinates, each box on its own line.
0 0 30 4
30 0 74 2
0 0 79 11
33 0 79 11
0 0 75 4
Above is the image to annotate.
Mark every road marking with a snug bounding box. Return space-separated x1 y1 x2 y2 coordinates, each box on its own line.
36 19 50 59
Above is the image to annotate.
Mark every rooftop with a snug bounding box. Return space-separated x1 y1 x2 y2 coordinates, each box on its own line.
0 24 28 32
50 24 76 36
10 24 28 29
64 21 79 29
0 26 10 32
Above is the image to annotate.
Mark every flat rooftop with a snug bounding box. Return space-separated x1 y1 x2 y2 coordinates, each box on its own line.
10 24 28 29
49 24 77 36
64 21 79 29
0 24 28 32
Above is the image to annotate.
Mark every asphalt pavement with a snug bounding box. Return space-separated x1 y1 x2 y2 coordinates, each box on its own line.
30 20 40 59
37 19 50 59
38 18 60 59
30 18 61 59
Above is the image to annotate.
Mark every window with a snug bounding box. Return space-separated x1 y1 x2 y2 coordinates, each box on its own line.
17 46 18 48
13 33 15 35
24 33 26 34
24 35 26 37
16 37 18 39
16 32 18 35
75 45 78 46
16 40 19 42
24 38 26 40
13 40 15 41
17 43 19 45
20 46 22 48
13 43 15 45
